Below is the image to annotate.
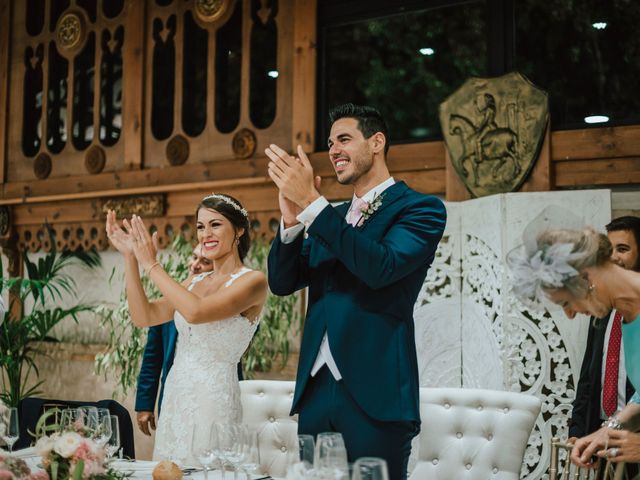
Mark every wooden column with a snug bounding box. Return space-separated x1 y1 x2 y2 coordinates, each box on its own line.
291 0 317 152
0 0 11 183
123 0 146 169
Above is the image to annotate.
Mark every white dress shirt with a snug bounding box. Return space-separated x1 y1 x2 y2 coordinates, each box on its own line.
280 177 395 380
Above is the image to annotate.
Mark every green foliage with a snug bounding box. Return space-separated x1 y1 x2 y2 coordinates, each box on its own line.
0 228 101 407
94 236 193 397
243 237 301 377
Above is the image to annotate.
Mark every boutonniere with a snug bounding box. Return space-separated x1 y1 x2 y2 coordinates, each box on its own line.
357 193 385 227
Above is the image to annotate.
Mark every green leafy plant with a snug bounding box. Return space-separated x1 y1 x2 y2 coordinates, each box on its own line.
243 237 302 376
94 236 192 397
0 228 101 407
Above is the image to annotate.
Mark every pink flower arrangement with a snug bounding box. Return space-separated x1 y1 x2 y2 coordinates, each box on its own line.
33 432 125 480
0 453 48 480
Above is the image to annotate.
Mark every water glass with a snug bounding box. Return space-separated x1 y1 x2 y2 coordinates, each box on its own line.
94 414 112 447
78 406 99 435
298 434 315 467
315 432 348 475
61 408 82 432
105 415 121 460
351 457 389 480
241 428 260 479
1 407 19 453
193 423 217 480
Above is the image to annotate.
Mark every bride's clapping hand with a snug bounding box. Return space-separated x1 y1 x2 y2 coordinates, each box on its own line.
130 215 160 272
105 209 135 255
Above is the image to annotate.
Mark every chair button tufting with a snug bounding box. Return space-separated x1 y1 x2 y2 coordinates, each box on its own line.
503 407 509 413
432 459 439 465
488 433 493 441
259 391 265 397
269 416 275 422
444 403 451 409
477 405 483 411
456 432 463 439
281 446 287 452
493 467 498 474
466 463 472 470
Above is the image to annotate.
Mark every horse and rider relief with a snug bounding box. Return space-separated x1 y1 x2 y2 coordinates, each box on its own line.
439 72 549 198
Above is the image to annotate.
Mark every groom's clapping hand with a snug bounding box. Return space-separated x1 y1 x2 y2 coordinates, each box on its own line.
266 144 321 213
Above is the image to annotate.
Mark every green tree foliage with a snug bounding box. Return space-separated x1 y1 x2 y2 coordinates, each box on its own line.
0 228 101 407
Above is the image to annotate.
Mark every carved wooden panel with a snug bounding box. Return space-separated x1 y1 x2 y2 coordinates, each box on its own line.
6 0 140 181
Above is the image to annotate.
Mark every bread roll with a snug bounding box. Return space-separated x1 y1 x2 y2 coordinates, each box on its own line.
152 460 183 480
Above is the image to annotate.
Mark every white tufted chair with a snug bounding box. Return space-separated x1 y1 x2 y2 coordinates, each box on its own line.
409 387 542 480
239 380 298 478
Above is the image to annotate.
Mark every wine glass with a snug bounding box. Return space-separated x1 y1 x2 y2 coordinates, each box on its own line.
78 406 98 435
94 414 112 447
192 423 216 480
1 407 19 453
351 457 389 480
225 424 246 480
61 408 82 432
240 428 261 480
298 434 315 468
105 415 121 460
315 432 348 478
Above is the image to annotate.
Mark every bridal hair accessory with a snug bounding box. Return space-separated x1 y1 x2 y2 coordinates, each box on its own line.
202 193 249 219
507 242 581 304
506 205 585 306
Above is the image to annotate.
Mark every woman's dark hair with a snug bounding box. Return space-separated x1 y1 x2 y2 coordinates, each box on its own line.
195 194 251 260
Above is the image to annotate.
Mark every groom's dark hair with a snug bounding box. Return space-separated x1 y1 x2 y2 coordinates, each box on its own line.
329 103 390 155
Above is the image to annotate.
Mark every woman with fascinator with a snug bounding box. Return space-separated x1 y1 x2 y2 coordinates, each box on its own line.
105 194 267 465
508 224 640 468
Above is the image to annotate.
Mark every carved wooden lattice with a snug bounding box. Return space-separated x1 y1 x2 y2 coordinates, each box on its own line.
416 190 611 479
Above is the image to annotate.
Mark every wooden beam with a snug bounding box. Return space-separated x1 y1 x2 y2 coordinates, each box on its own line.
554 157 640 187
291 0 317 153
0 0 11 184
551 125 640 161
122 0 146 169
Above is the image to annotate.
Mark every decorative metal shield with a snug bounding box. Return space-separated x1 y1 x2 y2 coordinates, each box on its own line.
439 72 549 198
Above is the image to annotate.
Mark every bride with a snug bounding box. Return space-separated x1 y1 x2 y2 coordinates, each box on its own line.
105 193 268 464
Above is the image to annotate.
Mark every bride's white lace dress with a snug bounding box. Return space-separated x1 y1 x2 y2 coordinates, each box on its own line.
152 268 259 464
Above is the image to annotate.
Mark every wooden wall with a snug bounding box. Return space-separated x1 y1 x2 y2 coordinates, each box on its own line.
0 0 638 257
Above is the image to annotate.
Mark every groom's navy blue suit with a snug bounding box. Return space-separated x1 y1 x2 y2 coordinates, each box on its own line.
268 181 446 479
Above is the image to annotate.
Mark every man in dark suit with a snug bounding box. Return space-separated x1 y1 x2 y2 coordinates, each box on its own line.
569 216 640 440
266 104 446 480
134 245 212 435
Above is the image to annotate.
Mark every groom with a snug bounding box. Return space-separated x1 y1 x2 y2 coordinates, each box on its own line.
266 104 446 479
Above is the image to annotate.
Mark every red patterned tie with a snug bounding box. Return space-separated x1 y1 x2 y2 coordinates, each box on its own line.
603 311 623 417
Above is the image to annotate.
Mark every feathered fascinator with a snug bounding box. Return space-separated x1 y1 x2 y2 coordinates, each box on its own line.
506 206 586 307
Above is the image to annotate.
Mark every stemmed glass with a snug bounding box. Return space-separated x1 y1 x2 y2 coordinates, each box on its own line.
61 408 82 432
240 428 260 480
1 407 19 453
192 423 217 480
105 415 121 460
351 458 389 480
224 424 246 480
78 406 99 436
94 414 112 448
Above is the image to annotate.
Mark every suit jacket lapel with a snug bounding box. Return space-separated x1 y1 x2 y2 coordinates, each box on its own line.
357 181 408 230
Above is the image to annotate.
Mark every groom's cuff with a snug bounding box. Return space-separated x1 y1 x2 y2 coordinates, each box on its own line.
280 219 305 244
296 196 330 228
